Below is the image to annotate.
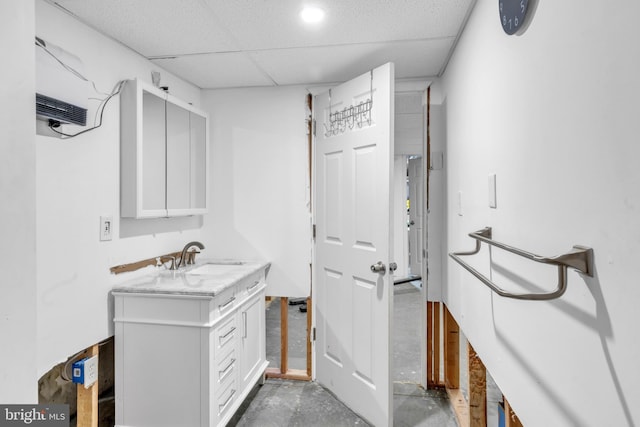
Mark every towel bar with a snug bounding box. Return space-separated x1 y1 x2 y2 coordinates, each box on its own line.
449 227 594 300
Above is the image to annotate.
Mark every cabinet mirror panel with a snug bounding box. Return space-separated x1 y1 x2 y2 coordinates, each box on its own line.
142 90 166 211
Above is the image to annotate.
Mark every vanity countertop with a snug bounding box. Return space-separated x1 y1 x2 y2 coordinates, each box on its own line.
111 259 270 297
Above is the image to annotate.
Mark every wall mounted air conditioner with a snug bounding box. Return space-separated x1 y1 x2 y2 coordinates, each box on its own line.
35 37 89 126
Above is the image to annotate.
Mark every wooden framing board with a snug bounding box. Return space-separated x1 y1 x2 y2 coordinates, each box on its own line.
76 344 99 427
442 305 488 427
504 398 524 427
427 301 442 387
265 296 312 381
110 251 183 274
443 305 460 389
280 297 289 374
468 342 487 427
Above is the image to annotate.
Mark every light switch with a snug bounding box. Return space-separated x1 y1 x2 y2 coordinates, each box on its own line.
488 174 497 208
100 215 113 241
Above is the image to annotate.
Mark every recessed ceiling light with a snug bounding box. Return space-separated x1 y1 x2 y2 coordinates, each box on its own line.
300 6 325 24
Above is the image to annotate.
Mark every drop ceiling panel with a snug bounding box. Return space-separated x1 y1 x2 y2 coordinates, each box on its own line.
204 0 474 50
53 0 240 56
46 0 477 88
151 52 275 89
250 39 454 86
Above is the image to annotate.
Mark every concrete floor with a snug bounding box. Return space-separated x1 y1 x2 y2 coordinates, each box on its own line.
232 283 459 426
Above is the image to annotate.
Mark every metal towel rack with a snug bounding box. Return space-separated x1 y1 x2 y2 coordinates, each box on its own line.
449 227 594 300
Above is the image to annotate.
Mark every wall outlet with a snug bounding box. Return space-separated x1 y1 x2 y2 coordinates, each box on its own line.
83 355 98 389
71 355 98 388
100 215 113 241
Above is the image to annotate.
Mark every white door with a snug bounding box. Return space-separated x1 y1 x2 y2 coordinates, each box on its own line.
408 157 424 275
313 62 394 427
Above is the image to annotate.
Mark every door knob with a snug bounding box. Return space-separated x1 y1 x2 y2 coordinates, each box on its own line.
371 261 386 274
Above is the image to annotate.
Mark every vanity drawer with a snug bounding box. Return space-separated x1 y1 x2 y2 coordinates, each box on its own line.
216 378 237 419
215 349 237 390
212 314 237 353
235 270 265 303
211 286 237 321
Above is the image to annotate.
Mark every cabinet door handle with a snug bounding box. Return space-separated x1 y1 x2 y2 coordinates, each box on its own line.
219 389 236 411
242 312 248 338
220 327 236 341
219 358 236 381
219 296 236 311
247 280 260 292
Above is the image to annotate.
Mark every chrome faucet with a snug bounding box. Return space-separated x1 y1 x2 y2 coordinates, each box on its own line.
179 241 205 268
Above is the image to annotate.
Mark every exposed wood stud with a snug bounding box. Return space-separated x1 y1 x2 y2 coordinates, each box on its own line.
280 296 288 374
265 294 312 382
427 301 442 387
76 344 99 427
433 301 441 386
468 342 487 427
505 398 524 427
427 302 434 385
265 368 310 381
444 305 460 389
447 388 470 427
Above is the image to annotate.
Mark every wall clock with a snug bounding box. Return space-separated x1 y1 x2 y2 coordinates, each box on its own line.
499 0 529 35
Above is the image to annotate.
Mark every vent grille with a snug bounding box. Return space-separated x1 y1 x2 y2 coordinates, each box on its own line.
36 93 87 126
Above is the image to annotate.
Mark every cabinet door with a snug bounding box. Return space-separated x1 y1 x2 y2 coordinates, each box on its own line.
141 90 166 214
238 291 265 389
190 112 207 211
166 101 191 211
166 102 208 216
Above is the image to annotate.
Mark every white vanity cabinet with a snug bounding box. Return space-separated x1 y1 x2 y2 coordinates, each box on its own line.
120 79 208 218
113 263 269 427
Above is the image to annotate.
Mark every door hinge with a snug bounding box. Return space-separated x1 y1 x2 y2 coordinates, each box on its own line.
312 327 316 341
312 119 316 137
312 224 316 240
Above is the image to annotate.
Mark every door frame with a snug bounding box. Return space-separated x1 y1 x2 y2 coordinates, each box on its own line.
310 80 432 390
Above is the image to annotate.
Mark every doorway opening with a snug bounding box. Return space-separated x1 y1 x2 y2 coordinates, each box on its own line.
392 88 429 390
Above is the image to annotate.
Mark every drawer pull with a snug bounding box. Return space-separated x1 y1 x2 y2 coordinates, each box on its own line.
220 327 236 340
242 312 248 338
219 296 236 310
219 389 236 411
247 280 260 292
219 358 236 381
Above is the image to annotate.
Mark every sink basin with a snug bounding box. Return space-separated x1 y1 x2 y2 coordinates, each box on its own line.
187 262 246 276
205 260 245 265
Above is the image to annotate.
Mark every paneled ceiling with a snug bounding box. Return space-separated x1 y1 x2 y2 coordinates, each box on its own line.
46 0 476 89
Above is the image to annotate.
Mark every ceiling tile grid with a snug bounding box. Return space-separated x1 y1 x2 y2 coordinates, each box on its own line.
46 0 475 88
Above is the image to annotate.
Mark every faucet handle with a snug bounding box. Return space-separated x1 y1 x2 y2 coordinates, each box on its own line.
186 250 200 265
158 255 178 270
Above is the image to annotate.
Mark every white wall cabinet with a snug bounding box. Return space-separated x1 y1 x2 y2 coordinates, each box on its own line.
120 79 209 218
113 267 269 427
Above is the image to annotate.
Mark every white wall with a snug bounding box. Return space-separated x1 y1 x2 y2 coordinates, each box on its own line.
0 0 38 403
437 0 640 426
34 1 206 377
201 87 311 297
